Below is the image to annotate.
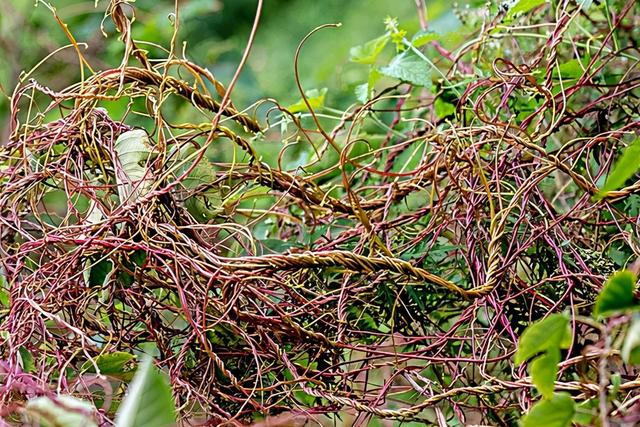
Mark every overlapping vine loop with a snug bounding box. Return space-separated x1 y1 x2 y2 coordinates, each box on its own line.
1 0 639 424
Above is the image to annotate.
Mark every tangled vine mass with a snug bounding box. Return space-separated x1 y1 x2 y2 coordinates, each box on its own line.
1 0 640 425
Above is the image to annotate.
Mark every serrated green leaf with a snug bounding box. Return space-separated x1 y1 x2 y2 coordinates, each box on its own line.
286 88 328 113
349 34 389 64
593 270 637 318
521 393 575 427
515 314 569 364
115 355 176 427
379 50 431 87
622 314 640 364
530 349 560 400
597 138 640 198
25 395 98 427
411 30 439 47
508 0 547 18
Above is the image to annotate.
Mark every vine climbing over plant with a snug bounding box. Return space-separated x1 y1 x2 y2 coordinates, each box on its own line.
1 0 640 425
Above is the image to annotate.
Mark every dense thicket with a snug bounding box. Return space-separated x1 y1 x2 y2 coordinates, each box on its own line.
1 1 640 425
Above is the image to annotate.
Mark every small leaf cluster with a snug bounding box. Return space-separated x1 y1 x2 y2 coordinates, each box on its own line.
348 17 440 102
516 270 640 426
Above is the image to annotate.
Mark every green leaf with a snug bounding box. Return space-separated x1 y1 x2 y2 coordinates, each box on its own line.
572 399 598 426
25 395 98 427
115 355 177 427
354 83 368 104
625 195 640 217
114 129 157 203
379 50 431 87
286 88 328 113
130 250 147 267
0 274 9 308
507 0 547 18
622 314 640 364
597 138 640 198
18 346 35 373
405 286 427 312
434 97 456 118
593 270 637 318
84 258 114 287
515 314 570 364
258 239 295 254
355 68 382 103
611 372 622 396
559 322 573 349
82 352 137 380
83 257 114 304
530 349 560 400
553 58 589 80
578 0 593 10
349 34 389 64
521 393 575 427
411 30 439 47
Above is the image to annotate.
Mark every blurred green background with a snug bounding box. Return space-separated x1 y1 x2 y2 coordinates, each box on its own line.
0 0 460 135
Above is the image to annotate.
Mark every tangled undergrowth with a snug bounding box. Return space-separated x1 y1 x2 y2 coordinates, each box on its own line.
1 0 640 425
